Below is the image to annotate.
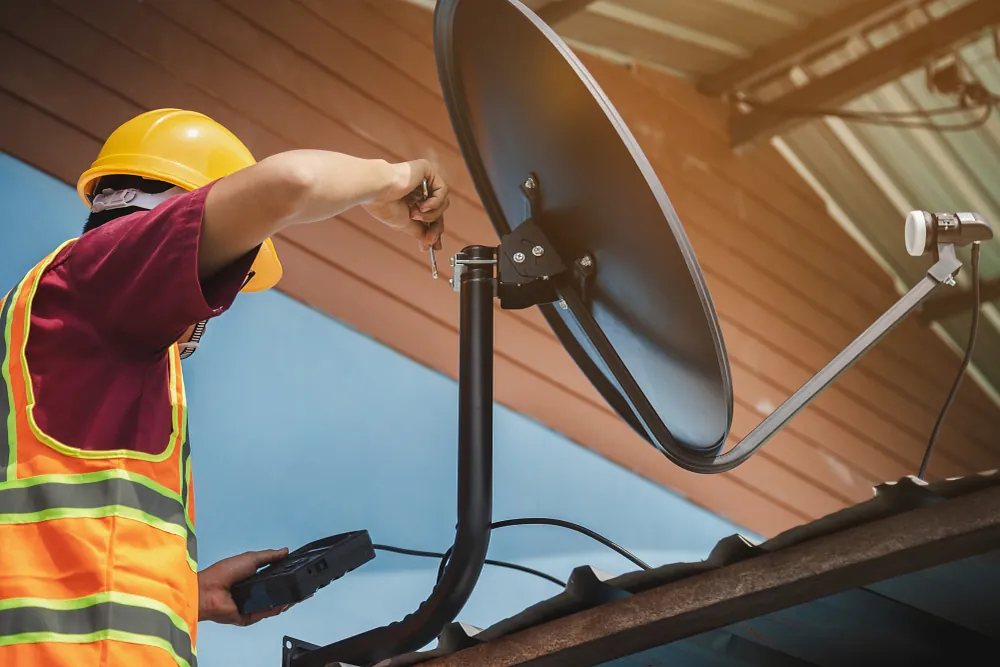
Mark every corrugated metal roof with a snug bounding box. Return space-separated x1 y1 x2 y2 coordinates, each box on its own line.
632 559 1000 666
775 27 1000 400
305 470 998 666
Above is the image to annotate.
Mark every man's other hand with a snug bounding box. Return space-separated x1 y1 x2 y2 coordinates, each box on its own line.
198 548 291 626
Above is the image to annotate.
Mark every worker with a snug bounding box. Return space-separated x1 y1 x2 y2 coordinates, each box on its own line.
0 109 449 667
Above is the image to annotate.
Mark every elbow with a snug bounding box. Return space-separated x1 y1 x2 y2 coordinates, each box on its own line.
279 160 317 202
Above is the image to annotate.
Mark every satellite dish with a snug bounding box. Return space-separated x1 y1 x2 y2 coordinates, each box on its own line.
435 0 734 456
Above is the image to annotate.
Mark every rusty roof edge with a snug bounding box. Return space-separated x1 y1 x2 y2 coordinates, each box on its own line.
374 471 999 667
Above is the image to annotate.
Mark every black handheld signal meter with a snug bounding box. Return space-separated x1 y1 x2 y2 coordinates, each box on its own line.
231 530 375 616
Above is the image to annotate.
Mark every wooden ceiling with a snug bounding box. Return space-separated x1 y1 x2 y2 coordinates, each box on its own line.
2 0 998 538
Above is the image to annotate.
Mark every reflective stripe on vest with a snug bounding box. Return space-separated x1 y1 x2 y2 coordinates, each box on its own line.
0 593 196 667
0 470 186 535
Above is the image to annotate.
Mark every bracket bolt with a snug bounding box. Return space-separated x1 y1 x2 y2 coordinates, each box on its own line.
944 275 957 287
558 299 568 310
579 255 593 267
448 278 455 287
532 245 545 257
524 177 536 190
513 252 526 264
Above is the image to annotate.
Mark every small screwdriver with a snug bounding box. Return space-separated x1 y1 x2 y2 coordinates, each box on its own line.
421 179 439 280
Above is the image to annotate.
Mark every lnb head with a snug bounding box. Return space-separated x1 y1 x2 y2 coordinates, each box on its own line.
905 211 995 257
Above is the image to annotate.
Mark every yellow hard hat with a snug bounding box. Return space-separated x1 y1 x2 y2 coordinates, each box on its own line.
77 109 282 293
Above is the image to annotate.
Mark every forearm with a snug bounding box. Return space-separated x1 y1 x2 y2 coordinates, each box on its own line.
200 149 402 280
262 150 401 225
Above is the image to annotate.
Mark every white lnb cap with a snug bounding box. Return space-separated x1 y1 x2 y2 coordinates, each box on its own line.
905 210 929 257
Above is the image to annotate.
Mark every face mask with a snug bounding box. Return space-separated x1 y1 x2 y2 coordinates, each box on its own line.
90 186 186 213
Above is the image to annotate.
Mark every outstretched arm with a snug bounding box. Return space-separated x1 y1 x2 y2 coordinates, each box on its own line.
200 150 450 281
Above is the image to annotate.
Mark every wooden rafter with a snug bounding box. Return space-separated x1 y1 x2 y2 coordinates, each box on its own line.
536 0 596 26
727 0 1000 148
698 0 920 96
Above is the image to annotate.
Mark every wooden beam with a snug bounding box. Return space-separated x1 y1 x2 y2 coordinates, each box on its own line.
698 0 917 96
918 277 1000 323
421 484 1000 667
537 0 596 26
729 0 1000 149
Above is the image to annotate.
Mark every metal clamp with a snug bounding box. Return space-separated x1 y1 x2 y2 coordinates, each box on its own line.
449 256 497 293
926 243 962 285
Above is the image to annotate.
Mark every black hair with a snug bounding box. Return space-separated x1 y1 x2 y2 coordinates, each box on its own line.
83 175 175 234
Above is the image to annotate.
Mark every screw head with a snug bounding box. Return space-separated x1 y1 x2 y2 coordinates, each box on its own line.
580 255 593 267
532 245 545 257
558 299 568 310
513 252 526 264
448 278 455 287
944 275 957 287
524 177 536 190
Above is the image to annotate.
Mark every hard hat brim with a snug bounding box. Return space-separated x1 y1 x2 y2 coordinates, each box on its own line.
245 239 283 293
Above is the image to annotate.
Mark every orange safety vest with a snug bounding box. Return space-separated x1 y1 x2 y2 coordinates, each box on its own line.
0 241 199 667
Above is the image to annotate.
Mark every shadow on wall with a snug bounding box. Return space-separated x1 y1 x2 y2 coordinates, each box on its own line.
0 152 750 666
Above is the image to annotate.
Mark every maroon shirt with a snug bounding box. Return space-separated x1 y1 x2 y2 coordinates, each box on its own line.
25 183 257 454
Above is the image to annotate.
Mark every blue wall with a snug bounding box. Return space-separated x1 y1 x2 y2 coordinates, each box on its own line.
0 154 749 665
